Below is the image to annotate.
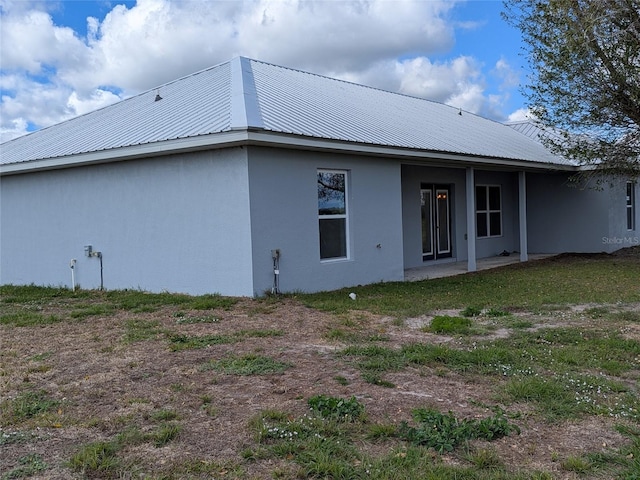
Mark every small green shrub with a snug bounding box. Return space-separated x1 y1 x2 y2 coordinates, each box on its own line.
429 316 472 334
307 395 365 422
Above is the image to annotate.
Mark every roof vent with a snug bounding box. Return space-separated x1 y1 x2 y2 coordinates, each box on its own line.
154 90 163 102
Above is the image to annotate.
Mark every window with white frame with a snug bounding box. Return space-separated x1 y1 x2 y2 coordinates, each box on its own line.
476 185 502 238
627 182 636 231
318 170 348 260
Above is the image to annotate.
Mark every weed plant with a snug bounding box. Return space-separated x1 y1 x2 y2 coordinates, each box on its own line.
429 315 473 334
68 421 183 477
1 390 60 424
201 354 291 375
307 395 365 421
398 408 520 453
251 399 527 480
461 306 482 317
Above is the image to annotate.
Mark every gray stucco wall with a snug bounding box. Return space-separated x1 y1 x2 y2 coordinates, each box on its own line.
526 172 636 254
401 165 521 269
474 170 520 258
247 147 405 295
0 148 255 296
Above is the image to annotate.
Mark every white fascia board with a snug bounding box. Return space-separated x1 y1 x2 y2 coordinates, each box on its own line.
1 128 578 176
244 131 579 172
0 131 250 176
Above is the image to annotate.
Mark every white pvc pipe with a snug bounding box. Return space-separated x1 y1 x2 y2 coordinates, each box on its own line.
70 259 76 291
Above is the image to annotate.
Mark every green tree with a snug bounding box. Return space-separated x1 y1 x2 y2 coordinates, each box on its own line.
503 0 640 179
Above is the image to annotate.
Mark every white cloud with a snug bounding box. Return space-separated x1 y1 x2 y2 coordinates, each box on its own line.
345 56 501 118
239 0 456 72
396 56 483 104
508 107 534 122
0 0 522 141
0 8 89 75
67 89 121 116
0 117 28 143
492 57 519 90
1 73 74 127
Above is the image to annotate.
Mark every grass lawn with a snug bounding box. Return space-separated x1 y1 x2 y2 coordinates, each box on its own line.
298 253 640 317
1 252 639 479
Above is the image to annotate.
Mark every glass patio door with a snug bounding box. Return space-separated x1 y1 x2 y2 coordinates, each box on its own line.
421 185 452 261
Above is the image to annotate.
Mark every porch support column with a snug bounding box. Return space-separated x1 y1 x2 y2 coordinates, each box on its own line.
466 167 477 272
519 171 529 262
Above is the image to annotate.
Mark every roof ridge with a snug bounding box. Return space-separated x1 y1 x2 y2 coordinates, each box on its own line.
230 57 264 130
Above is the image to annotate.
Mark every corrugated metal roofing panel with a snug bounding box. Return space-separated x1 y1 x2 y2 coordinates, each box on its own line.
1 57 575 168
1 61 232 164
249 59 573 166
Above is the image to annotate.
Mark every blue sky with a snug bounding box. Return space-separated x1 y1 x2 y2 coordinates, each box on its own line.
0 0 531 142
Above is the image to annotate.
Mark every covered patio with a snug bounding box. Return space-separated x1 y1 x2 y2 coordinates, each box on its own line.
404 253 556 281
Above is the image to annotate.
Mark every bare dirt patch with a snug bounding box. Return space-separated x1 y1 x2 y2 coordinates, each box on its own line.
2 297 640 479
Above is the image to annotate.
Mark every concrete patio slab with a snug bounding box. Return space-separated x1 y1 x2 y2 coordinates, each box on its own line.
404 254 556 281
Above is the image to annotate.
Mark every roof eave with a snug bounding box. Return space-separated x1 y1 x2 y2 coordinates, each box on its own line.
0 131 250 176
0 129 577 176
245 131 579 172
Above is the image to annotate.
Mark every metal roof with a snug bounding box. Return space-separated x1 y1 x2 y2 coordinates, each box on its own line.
1 57 575 170
506 120 568 144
